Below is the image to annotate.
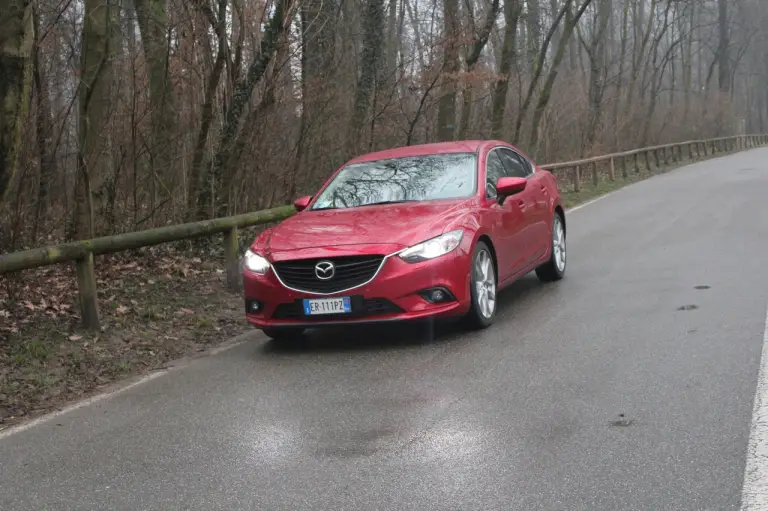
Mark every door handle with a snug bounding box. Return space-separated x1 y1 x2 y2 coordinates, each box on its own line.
517 199 526 208
540 185 548 194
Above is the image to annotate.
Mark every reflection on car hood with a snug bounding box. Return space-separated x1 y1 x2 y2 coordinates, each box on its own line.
265 199 473 255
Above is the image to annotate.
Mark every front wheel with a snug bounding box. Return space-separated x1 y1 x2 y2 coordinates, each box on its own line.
463 241 497 330
535 213 566 282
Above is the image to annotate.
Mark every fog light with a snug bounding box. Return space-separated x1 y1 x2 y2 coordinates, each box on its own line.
419 287 455 303
245 299 262 313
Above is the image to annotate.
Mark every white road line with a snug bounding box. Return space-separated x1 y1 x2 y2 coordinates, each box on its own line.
566 192 613 213
0 371 167 440
742 303 768 510
0 334 253 440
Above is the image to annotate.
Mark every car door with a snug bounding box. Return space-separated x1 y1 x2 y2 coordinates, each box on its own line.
497 148 543 266
511 150 551 261
483 149 527 280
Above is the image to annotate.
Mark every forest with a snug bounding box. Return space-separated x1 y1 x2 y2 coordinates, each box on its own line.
1 0 765 253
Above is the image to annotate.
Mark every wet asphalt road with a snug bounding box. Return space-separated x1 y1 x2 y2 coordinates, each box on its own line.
2 149 768 510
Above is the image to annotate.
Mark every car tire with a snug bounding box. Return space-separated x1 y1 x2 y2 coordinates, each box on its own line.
463 240 497 330
535 212 566 282
262 326 306 343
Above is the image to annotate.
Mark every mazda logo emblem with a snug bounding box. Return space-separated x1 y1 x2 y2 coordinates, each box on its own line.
314 261 335 280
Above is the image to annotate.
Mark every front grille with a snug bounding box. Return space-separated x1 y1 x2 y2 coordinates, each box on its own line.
272 255 385 293
272 297 402 320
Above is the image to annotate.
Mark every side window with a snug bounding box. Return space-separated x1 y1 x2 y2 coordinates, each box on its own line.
498 149 531 178
485 150 508 198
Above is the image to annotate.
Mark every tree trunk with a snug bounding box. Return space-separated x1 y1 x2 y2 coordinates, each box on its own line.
348 0 385 153
583 0 611 152
209 0 293 218
435 0 460 141
188 0 228 220
32 6 56 238
528 0 593 156
71 0 119 240
134 0 175 181
299 0 337 178
0 0 34 208
490 0 522 139
717 0 730 94
458 0 500 139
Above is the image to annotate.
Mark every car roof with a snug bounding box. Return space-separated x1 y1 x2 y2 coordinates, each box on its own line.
346 140 509 165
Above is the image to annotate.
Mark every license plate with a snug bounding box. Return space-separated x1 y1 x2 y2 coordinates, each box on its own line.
302 297 352 315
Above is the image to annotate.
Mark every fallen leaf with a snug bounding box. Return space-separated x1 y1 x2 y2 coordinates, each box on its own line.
23 301 35 311
116 305 129 314
69 334 83 341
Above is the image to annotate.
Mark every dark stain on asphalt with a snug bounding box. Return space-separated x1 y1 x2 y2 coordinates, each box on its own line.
609 413 633 427
677 304 699 311
694 285 711 290
352 428 398 443
316 445 380 459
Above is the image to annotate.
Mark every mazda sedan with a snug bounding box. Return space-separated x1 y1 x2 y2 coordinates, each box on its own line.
243 140 566 341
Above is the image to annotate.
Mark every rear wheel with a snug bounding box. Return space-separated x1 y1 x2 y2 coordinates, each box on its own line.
535 212 566 282
262 326 306 343
463 241 497 330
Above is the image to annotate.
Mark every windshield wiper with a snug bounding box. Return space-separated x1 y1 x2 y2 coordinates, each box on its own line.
358 200 416 207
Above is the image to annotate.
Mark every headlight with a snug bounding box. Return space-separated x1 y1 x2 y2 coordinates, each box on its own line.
398 230 464 263
243 249 271 274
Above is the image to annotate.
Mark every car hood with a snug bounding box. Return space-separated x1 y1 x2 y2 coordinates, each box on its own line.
262 199 473 258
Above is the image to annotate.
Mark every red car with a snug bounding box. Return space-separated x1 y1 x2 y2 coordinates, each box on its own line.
243 140 566 341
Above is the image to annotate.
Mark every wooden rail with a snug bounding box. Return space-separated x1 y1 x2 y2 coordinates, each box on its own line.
539 134 767 192
2 134 766 330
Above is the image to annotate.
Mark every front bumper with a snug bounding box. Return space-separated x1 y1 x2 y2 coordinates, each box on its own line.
243 249 472 328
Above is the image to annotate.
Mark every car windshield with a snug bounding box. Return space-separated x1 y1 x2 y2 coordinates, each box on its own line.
310 152 477 210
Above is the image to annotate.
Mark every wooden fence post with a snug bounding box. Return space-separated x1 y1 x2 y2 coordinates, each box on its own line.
608 157 615 181
621 156 628 179
224 226 240 292
592 162 599 186
76 252 100 331
653 149 660 169
636 152 642 173
573 166 581 192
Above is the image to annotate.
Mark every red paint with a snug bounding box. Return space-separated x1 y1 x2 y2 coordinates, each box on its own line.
243 140 564 329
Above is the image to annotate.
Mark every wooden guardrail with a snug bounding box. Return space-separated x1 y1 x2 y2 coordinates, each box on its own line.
2 134 766 331
539 134 768 191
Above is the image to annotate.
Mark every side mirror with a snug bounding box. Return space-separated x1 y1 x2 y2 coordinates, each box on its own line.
495 177 527 204
293 195 312 212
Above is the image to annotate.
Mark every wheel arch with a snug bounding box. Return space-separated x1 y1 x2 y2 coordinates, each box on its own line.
475 233 499 283
554 205 566 237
